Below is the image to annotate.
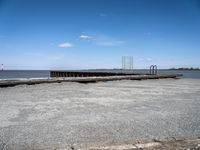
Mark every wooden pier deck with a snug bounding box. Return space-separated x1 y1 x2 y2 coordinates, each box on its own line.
0 74 182 88
50 70 140 77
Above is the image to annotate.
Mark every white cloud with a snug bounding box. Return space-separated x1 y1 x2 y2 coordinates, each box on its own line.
58 42 73 48
79 33 125 46
79 34 93 40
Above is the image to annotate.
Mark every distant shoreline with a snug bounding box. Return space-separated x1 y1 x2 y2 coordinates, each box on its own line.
170 67 200 71
1 68 200 71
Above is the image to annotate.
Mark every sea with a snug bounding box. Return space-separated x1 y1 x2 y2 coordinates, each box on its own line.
0 69 200 80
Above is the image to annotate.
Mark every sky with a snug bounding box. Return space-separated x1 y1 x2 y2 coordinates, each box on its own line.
0 0 200 70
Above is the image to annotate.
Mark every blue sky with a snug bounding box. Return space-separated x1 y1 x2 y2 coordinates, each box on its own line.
0 0 200 70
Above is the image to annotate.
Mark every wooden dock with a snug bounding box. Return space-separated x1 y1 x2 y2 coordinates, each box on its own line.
50 70 140 77
0 74 182 88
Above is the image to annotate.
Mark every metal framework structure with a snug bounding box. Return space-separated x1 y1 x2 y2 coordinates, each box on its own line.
122 56 133 71
150 65 157 75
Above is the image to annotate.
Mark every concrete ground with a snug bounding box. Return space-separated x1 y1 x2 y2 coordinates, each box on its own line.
0 78 200 149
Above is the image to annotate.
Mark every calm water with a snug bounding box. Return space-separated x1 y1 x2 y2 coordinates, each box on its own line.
0 70 200 80
0 70 50 80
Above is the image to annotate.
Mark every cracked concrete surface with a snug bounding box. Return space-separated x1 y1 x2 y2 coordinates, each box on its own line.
0 78 200 149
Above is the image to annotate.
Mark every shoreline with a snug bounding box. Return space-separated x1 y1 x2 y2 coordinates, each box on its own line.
0 74 182 87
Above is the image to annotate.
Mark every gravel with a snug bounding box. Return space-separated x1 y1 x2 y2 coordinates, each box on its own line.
0 78 200 149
